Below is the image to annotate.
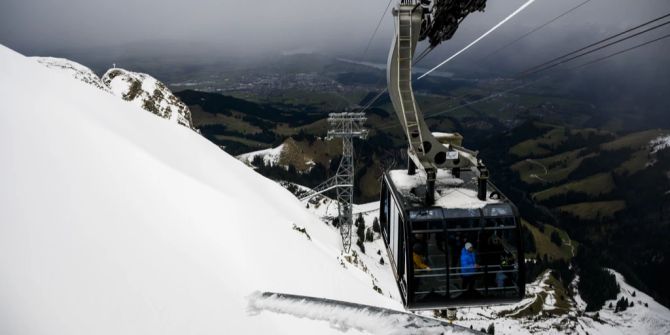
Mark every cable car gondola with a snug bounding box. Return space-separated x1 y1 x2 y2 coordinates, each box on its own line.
379 168 525 309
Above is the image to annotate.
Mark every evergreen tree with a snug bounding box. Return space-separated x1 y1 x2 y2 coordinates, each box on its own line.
522 227 536 253
355 213 365 227
575 246 620 311
251 155 264 167
372 217 380 233
356 216 366 244
366 228 374 242
615 297 629 313
356 238 365 254
550 231 562 247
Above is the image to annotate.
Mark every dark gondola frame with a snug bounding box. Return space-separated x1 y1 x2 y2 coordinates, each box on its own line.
379 169 526 310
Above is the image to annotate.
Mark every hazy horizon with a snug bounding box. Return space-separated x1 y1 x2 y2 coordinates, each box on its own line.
2 0 670 122
2 0 669 68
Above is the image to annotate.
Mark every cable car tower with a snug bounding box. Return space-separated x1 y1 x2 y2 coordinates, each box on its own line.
328 112 367 253
299 112 367 253
379 0 525 311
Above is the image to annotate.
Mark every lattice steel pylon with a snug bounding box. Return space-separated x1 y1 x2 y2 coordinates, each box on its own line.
327 112 367 253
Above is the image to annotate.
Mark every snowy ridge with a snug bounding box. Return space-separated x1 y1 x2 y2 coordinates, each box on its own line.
102 68 193 128
32 57 110 92
31 56 193 129
650 134 670 154
572 270 670 335
238 144 285 168
237 141 319 173
0 44 407 334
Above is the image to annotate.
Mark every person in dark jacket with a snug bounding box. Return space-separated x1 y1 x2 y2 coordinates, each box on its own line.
482 235 506 287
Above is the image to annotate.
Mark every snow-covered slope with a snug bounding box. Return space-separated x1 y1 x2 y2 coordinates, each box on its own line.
32 57 110 92
571 270 670 335
237 138 330 173
31 56 194 129
102 68 193 128
0 45 403 334
651 134 670 154
238 144 285 168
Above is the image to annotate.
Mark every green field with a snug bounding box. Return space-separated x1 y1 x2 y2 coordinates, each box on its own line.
557 200 626 220
531 173 615 203
512 149 598 185
523 220 577 261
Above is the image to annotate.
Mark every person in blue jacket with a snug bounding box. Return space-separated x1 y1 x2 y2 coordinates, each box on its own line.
460 242 479 296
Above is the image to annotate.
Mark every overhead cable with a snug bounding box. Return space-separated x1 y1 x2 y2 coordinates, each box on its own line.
361 0 395 60
519 12 670 76
418 0 536 79
482 0 593 60
571 32 670 70
519 18 670 76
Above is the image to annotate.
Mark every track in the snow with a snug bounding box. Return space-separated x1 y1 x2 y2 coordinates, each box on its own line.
249 292 483 334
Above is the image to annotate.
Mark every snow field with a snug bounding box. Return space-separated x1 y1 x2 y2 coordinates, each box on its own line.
0 44 401 335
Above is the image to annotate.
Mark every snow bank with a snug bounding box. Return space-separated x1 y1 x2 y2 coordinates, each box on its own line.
0 44 401 334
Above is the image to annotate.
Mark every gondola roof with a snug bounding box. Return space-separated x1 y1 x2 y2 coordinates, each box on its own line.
387 169 506 210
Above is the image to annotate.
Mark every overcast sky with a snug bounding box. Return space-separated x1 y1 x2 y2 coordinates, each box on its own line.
1 0 670 94
2 0 669 60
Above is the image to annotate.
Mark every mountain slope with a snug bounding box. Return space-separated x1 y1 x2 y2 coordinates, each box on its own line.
31 57 194 129
479 121 670 308
0 45 402 334
32 56 111 92
103 68 193 128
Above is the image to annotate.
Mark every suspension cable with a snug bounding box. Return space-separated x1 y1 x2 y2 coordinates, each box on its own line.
377 28 670 131
418 0 536 79
361 0 396 61
482 0 593 60
571 32 670 70
519 12 670 76
519 18 670 77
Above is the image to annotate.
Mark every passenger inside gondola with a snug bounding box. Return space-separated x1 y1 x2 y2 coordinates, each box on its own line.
412 242 430 270
460 242 480 297
412 232 448 303
481 234 506 288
